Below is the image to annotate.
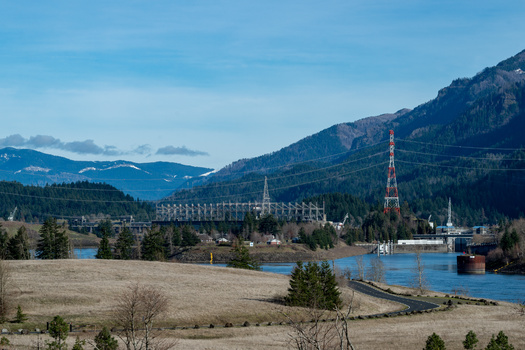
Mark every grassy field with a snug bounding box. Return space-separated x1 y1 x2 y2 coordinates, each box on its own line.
1 259 524 349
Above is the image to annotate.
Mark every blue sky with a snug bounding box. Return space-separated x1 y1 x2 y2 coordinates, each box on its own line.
1 1 524 170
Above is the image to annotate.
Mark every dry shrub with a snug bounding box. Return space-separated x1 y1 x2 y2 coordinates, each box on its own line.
487 247 506 265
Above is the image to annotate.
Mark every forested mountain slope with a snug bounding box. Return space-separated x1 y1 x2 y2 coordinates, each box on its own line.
0 181 155 222
169 50 525 227
210 108 410 181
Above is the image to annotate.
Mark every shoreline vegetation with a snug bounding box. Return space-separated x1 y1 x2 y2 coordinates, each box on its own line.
3 219 525 275
173 242 368 264
0 260 523 349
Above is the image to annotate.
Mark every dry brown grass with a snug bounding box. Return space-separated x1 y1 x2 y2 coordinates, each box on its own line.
8 260 400 326
1 260 524 349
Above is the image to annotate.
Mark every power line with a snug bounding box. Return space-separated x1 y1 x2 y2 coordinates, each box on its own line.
209 138 390 178
396 159 525 172
5 135 525 207
0 140 390 197
396 149 525 161
155 161 389 204
397 139 525 152
180 150 388 192
0 190 143 203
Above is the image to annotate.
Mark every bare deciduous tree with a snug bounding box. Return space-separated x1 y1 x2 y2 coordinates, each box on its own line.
355 256 365 280
113 283 173 350
283 291 356 350
412 249 428 294
367 256 385 283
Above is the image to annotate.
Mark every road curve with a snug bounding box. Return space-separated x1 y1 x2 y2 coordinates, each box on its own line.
348 281 440 316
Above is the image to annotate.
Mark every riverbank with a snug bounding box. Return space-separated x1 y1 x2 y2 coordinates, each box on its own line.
172 241 367 263
491 260 525 274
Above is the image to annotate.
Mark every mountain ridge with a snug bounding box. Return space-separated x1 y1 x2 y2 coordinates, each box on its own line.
0 147 212 201
211 48 525 178
169 49 525 226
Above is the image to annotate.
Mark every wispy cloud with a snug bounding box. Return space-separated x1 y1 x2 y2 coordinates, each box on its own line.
156 145 209 157
0 134 113 155
0 134 208 158
133 144 152 155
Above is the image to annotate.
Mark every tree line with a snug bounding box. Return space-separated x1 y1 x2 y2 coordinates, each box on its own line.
0 180 154 223
96 219 201 261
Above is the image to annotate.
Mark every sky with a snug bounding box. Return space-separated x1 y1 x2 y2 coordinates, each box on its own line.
1 1 524 170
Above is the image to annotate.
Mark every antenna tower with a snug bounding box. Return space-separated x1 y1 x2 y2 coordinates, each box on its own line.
262 176 271 215
383 130 400 214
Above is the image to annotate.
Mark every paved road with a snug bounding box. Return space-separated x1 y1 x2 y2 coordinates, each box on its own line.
348 281 440 316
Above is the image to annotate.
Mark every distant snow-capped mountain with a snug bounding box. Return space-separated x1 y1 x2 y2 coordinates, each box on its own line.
0 147 213 200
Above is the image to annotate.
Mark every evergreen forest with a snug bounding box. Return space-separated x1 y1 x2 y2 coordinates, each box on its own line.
0 181 155 223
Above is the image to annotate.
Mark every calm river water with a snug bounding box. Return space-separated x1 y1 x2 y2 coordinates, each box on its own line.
76 249 525 303
258 253 525 303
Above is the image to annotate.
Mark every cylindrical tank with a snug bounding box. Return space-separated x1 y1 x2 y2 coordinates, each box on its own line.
457 255 485 274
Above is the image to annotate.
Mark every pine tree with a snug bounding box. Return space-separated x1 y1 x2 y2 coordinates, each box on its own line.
15 304 28 323
258 214 279 235
463 330 478 350
36 218 70 259
242 212 256 239
285 261 307 307
227 238 261 271
171 226 181 247
7 226 30 260
141 226 166 261
424 333 446 350
96 231 113 259
485 331 515 350
94 326 118 350
0 225 8 260
304 262 324 308
319 261 342 310
285 261 341 310
96 218 114 238
114 226 134 260
181 225 199 247
48 315 69 349
160 226 173 258
72 337 85 350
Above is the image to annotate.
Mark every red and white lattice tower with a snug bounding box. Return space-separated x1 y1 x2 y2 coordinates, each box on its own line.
383 130 400 214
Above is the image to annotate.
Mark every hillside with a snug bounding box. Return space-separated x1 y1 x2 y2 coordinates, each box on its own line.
206 108 410 182
0 181 155 222
169 49 525 226
0 148 212 200
2 260 524 349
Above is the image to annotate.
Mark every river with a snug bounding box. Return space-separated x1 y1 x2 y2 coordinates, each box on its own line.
258 253 525 303
75 249 525 303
